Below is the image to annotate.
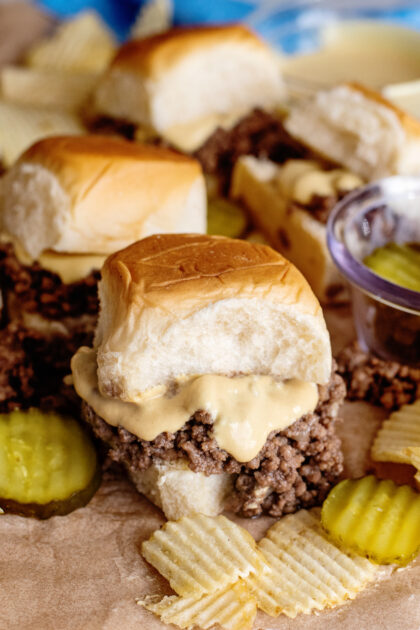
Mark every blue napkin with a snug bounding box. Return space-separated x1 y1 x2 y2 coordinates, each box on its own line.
35 0 420 50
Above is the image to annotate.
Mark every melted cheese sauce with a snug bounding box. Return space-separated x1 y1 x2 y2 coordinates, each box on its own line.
276 160 362 205
162 110 246 152
36 251 106 284
71 347 319 463
13 241 106 284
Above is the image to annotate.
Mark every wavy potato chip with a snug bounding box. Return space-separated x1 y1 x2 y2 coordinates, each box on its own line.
248 508 378 618
141 513 265 598
25 11 116 73
321 476 420 565
405 447 420 488
1 66 98 111
371 399 420 464
140 580 256 630
0 100 84 166
131 0 173 40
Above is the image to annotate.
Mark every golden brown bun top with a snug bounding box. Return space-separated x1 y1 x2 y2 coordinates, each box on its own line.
103 233 321 317
110 24 271 78
3 135 205 259
348 82 420 139
20 134 199 168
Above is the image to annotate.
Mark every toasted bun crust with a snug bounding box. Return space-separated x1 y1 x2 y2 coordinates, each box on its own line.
111 24 272 78
93 24 284 150
95 234 331 400
284 83 420 180
1 135 206 259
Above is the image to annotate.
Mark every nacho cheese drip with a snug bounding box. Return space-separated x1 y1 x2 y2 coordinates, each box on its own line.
72 348 319 463
276 159 362 205
14 245 106 284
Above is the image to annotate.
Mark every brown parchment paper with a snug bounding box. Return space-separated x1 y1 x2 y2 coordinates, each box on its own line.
1 312 420 630
1 6 419 629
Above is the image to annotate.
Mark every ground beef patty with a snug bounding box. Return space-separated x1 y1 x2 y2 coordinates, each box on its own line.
0 322 90 414
0 242 100 322
194 108 309 191
337 341 420 411
82 370 345 517
290 189 353 226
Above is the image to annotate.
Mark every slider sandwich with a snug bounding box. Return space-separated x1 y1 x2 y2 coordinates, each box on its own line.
230 83 420 302
0 135 206 410
71 233 346 520
90 25 307 187
284 83 420 181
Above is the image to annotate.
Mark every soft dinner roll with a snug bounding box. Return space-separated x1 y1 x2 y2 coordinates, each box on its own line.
284 83 420 181
72 234 343 520
95 233 331 401
93 25 284 152
1 135 206 260
129 461 233 521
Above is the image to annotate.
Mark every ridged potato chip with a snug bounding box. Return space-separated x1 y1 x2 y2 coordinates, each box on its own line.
371 399 420 465
248 509 378 618
25 11 116 73
140 580 256 630
141 513 265 598
405 447 420 487
0 100 84 166
321 476 420 565
131 0 173 40
1 66 98 111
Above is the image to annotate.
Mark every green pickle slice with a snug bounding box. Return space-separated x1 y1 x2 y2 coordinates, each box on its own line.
0 408 100 518
364 243 420 292
207 198 248 238
321 476 420 565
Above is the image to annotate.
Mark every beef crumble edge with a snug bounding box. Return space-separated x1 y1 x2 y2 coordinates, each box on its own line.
0 322 92 415
337 341 420 411
0 242 100 322
82 370 345 518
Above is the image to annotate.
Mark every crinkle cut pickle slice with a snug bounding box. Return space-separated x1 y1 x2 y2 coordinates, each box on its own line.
321 476 420 565
0 408 101 518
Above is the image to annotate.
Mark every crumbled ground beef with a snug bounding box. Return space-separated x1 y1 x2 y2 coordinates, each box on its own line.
0 242 100 321
291 189 351 225
88 116 137 140
0 322 90 414
337 341 420 410
82 370 345 517
194 108 309 191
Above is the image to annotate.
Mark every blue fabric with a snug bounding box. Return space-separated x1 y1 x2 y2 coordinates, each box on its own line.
35 0 420 48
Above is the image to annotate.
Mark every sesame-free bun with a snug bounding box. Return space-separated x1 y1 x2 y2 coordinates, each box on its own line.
92 25 284 151
284 83 420 181
95 234 331 402
1 135 206 259
128 460 233 521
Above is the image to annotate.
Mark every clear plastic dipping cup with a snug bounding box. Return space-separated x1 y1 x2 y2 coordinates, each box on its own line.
327 176 420 366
